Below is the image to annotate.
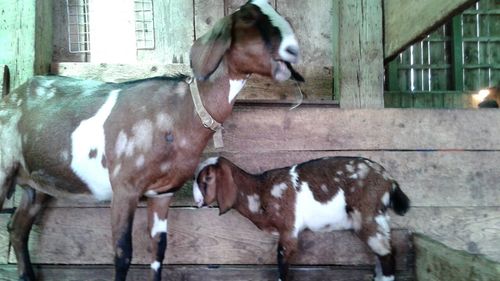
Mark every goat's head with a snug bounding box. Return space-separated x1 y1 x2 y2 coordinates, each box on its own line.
193 157 237 215
190 0 302 82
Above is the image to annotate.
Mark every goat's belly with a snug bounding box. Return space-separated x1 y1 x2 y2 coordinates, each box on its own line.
294 183 352 235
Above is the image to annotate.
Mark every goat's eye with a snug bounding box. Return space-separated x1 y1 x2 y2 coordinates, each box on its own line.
205 175 212 182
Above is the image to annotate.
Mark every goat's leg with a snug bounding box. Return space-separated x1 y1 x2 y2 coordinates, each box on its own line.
8 188 50 281
146 194 174 281
356 212 395 281
277 234 298 281
111 189 140 281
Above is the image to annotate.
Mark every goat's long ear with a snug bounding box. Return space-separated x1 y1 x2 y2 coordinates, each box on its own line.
190 16 232 80
216 163 237 215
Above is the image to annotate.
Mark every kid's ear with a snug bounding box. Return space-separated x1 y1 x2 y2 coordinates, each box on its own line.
190 16 232 80
216 163 237 215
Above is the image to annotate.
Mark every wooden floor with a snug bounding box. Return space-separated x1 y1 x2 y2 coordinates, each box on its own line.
0 264 415 281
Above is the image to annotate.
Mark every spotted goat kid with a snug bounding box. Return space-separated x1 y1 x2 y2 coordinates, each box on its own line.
0 1 302 280
194 156 410 281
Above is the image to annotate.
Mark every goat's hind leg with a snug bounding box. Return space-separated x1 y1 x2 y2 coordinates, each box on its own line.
8 187 50 281
356 213 395 281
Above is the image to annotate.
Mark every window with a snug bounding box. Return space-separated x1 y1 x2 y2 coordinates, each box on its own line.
66 0 91 53
135 0 155 49
385 0 499 108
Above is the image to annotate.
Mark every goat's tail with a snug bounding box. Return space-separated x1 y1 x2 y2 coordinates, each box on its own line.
390 182 410 216
2 65 10 98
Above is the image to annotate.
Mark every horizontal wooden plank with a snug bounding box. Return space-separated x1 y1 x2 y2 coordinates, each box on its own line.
216 107 500 151
414 234 500 281
50 63 333 100
9 207 412 270
0 264 415 281
384 0 476 60
38 150 500 208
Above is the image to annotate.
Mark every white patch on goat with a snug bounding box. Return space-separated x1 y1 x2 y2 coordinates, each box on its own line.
345 164 355 173
115 130 128 158
112 163 121 178
193 157 220 206
357 162 370 179
375 214 390 236
150 261 161 272
289 165 299 189
70 90 119 201
156 112 174 131
374 275 395 281
60 150 69 162
367 233 391 256
247 194 261 213
381 192 390 206
131 119 154 152
271 182 288 198
160 162 171 173
228 79 247 103
135 154 145 168
336 171 344 176
334 177 340 183
320 184 328 193
293 183 352 237
250 0 299 62
351 209 362 232
151 212 168 237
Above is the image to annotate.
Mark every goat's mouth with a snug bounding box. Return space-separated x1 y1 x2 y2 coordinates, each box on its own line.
272 59 305 82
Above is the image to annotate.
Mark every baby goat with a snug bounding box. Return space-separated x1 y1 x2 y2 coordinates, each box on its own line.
193 156 410 281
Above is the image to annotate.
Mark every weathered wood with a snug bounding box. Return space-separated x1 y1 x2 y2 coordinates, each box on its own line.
0 264 416 281
50 63 191 83
34 0 52 75
0 0 36 89
9 207 412 269
414 234 500 281
137 0 194 64
194 0 223 40
0 215 9 264
51 63 334 100
334 0 384 108
52 0 87 62
384 0 477 61
216 107 500 151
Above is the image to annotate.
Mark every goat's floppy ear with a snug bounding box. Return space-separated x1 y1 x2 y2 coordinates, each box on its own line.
216 163 237 215
190 16 232 80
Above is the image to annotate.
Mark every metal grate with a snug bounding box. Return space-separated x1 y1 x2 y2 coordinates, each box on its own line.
135 0 155 49
66 0 90 53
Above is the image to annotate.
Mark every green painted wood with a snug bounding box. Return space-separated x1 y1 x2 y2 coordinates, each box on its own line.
451 16 465 91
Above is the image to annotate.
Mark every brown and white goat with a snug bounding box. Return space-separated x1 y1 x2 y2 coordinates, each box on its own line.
194 156 410 281
0 1 302 280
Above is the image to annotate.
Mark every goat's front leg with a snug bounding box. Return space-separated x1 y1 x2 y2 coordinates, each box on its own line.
146 193 174 281
111 189 140 281
277 234 298 281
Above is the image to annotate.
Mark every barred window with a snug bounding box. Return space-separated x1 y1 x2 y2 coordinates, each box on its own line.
135 0 155 49
66 0 91 53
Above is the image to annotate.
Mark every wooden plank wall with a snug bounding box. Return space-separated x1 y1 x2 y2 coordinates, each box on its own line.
51 0 334 101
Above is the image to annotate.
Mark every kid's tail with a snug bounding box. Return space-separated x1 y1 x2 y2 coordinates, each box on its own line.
2 65 10 98
390 182 410 216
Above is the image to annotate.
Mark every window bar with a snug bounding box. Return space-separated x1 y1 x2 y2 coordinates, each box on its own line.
66 0 91 53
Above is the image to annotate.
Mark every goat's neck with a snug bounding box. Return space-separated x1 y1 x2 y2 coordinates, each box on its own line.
194 61 247 124
230 167 273 229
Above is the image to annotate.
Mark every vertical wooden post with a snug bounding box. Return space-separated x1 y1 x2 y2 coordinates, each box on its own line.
334 0 385 108
451 16 464 92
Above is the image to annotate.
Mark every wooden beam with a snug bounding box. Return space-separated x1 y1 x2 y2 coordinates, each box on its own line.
334 0 384 108
384 0 476 61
